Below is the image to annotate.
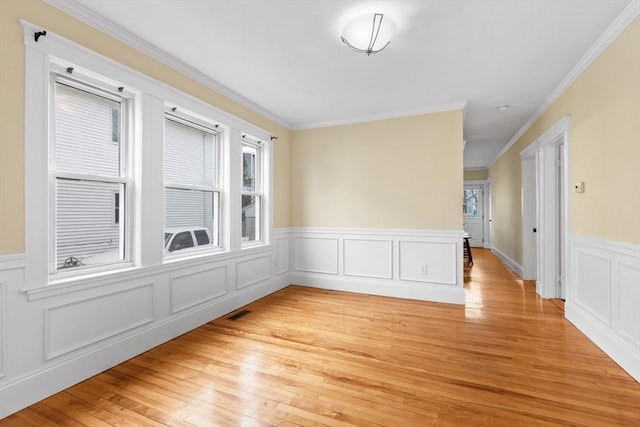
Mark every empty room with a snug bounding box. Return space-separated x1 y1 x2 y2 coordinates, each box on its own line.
0 0 639 425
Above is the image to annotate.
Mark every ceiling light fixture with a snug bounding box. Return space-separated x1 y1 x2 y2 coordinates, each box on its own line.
341 13 396 56
497 105 510 111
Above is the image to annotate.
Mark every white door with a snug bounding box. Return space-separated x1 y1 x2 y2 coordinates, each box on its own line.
463 185 484 247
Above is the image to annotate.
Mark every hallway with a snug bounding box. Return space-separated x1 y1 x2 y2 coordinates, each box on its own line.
2 250 639 426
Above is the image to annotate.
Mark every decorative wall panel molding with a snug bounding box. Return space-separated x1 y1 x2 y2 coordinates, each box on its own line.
573 249 611 325
290 228 464 304
566 235 640 382
276 237 290 275
170 265 228 314
294 236 339 274
0 254 25 381
399 241 456 285
236 255 272 289
1 238 288 418
3 228 637 418
343 239 393 279
45 283 155 359
0 281 5 379
618 263 640 347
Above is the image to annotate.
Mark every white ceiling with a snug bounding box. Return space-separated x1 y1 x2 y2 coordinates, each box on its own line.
60 0 632 168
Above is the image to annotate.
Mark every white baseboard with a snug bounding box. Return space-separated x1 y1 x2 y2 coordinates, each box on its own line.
290 274 465 305
490 246 524 277
566 303 639 382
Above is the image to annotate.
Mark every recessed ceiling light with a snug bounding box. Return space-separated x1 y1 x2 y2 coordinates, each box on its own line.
497 105 510 111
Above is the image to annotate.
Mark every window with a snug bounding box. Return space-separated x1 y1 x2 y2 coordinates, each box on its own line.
51 78 129 272
164 115 220 254
241 141 262 243
463 188 480 218
24 23 273 289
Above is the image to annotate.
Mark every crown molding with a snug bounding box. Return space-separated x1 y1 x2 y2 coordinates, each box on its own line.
488 0 640 169
43 0 292 130
291 101 468 131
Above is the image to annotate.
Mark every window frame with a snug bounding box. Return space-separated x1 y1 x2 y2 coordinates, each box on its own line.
47 68 134 278
241 138 264 247
163 112 222 258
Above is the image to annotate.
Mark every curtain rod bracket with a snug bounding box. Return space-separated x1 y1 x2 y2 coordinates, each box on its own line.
34 30 47 42
270 136 278 141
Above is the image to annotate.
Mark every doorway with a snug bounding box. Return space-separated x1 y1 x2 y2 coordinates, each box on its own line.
463 184 484 247
520 117 569 299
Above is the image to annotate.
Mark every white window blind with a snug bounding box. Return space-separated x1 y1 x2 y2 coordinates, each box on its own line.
164 116 220 253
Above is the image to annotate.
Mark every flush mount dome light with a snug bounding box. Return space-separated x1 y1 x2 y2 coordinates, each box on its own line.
341 13 397 56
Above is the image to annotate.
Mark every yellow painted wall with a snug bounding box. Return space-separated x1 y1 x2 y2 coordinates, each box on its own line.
464 169 488 181
490 16 640 264
291 111 464 230
0 0 291 255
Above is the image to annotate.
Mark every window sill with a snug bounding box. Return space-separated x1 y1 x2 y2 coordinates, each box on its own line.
24 244 273 301
26 263 141 301
241 241 267 251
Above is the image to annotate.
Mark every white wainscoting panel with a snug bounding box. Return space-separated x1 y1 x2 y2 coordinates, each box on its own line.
276 237 290 275
290 228 464 304
1 239 289 419
294 237 339 274
170 266 228 314
0 254 24 382
45 283 155 359
343 239 392 279
399 241 456 285
0 281 5 379
236 255 272 289
573 249 611 325
566 235 640 382
617 262 640 347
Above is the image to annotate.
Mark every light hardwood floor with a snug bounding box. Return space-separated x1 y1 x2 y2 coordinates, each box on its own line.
2 249 639 426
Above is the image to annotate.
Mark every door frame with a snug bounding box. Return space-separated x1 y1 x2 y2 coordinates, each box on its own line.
520 116 570 299
520 150 537 281
463 179 491 248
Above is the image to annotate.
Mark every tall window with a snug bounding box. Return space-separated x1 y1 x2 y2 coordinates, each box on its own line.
51 79 129 272
241 141 262 243
164 115 220 254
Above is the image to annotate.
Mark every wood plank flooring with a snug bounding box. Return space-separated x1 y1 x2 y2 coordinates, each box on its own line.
2 249 639 426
